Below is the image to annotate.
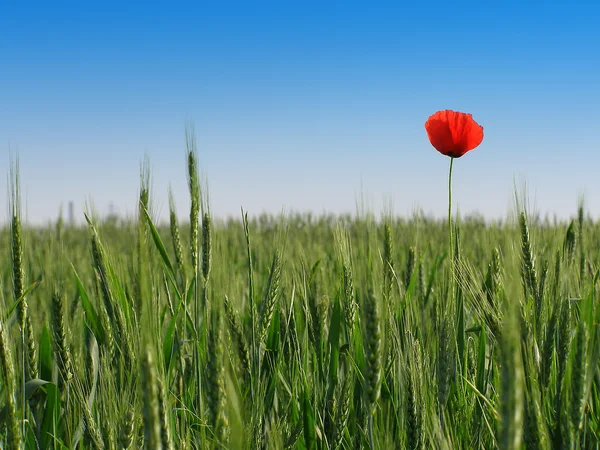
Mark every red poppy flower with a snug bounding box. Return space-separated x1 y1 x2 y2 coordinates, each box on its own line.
424 110 484 158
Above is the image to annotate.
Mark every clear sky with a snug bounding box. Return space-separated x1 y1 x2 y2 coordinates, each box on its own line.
1 1 599 225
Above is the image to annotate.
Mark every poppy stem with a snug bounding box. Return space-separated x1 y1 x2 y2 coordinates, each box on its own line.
448 157 454 269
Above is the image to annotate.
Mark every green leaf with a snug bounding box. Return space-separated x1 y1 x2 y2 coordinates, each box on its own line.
404 252 423 303
85 327 100 409
266 304 281 353
424 252 446 307
476 325 487 396
302 387 316 450
457 290 465 378
71 263 105 345
107 259 133 326
325 295 342 439
183 278 198 336
141 203 182 301
39 323 53 383
4 279 41 327
25 379 52 400
327 294 342 391
41 383 62 450
308 259 321 286
261 306 281 378
163 299 181 374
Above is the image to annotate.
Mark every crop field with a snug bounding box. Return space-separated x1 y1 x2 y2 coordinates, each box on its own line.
1 142 600 449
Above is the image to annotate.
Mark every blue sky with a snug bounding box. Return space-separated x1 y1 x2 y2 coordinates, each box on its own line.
1 1 599 225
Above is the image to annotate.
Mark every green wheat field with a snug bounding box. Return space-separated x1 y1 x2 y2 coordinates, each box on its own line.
2 144 600 449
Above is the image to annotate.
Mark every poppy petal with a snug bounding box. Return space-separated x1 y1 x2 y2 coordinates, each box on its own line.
425 117 456 156
425 110 483 158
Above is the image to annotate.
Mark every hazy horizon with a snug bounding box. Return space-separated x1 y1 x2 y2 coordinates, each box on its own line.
2 165 589 228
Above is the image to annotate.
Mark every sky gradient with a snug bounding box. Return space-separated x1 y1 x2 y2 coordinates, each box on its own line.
1 2 599 225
